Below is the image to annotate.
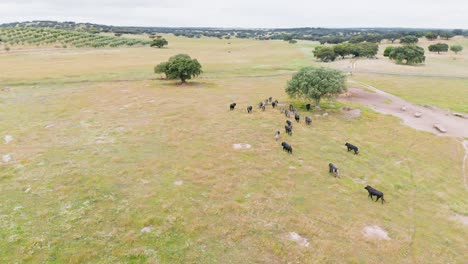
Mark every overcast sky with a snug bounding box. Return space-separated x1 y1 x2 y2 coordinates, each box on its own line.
0 0 467 29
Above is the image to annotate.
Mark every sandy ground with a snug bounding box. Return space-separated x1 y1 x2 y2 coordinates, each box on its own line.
341 87 468 138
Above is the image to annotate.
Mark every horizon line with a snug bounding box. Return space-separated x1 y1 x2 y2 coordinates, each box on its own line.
1 20 466 31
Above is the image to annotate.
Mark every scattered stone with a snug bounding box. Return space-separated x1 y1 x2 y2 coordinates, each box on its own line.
140 226 154 233
2 154 12 163
322 112 329 117
95 136 115 144
24 187 31 193
414 112 422 118
1 87 11 92
174 180 184 186
362 225 390 240
4 135 13 144
453 113 465 118
286 232 310 247
400 106 407 111
233 143 252 149
44 124 56 129
433 124 447 133
289 166 296 170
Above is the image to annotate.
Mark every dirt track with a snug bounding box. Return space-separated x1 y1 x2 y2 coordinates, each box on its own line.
342 85 468 191
341 86 468 138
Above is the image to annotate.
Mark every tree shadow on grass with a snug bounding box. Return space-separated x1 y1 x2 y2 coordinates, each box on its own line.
157 80 214 88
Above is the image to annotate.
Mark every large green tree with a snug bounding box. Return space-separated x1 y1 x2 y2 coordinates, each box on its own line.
313 46 337 62
439 32 455 40
154 54 202 83
151 37 168 48
450 45 463 54
383 32 402 43
428 43 449 54
350 42 378 58
389 45 425 65
383 46 395 57
154 61 169 78
333 43 352 59
286 67 347 107
425 32 438 41
400 35 419 44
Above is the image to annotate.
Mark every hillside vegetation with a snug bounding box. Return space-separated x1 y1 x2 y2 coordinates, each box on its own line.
0 27 151 48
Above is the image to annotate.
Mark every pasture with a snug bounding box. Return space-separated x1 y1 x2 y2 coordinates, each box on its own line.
0 35 467 263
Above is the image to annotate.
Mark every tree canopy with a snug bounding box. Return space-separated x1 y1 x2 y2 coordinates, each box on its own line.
425 32 438 41
383 33 402 43
313 46 337 62
388 45 425 65
349 42 378 58
285 67 347 107
428 43 449 54
333 43 352 58
439 32 455 40
151 37 168 48
452 29 463 36
450 45 463 54
154 54 202 83
383 46 395 57
400 35 419 44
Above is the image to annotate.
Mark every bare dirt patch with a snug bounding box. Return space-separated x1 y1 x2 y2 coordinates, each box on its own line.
362 225 390 240
450 215 468 226
341 87 468 138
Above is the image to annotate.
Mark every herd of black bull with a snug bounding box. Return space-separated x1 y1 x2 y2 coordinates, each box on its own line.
229 99 386 204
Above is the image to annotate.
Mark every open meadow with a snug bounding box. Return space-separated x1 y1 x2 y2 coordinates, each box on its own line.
1 35 467 263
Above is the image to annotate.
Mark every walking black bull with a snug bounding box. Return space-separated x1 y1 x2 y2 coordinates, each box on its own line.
364 185 386 204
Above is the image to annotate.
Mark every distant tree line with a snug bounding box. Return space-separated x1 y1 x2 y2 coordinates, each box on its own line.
2 21 467 42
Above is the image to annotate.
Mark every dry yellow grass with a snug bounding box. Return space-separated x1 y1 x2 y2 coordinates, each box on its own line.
0 36 467 263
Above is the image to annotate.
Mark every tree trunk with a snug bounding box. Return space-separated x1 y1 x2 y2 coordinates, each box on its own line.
314 97 321 108
180 76 186 83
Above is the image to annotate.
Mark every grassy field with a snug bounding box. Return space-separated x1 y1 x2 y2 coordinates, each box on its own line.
351 74 468 113
297 36 468 113
1 36 467 263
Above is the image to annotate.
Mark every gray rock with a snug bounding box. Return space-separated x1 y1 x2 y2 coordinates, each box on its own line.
433 124 447 133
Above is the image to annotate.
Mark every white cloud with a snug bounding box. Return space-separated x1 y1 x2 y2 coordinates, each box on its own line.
0 0 467 28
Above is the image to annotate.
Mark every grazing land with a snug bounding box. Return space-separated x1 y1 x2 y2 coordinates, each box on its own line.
0 34 467 263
